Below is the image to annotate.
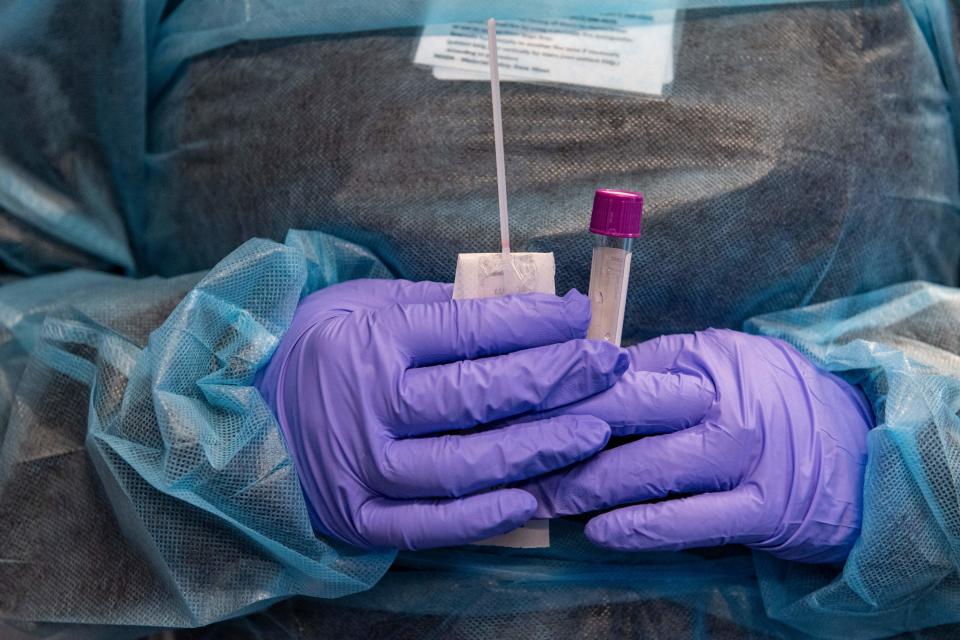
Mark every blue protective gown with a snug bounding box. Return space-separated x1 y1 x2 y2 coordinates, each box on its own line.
1 0 959 638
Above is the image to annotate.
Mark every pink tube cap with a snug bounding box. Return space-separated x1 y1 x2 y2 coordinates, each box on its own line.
590 189 644 238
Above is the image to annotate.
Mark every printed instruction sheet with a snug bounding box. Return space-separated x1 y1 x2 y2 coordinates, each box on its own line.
415 12 676 95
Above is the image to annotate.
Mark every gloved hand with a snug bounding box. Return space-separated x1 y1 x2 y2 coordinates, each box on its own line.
255 279 628 550
523 329 873 563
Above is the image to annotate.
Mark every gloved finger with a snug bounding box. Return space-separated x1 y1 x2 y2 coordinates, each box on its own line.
522 422 745 517
584 485 763 552
379 289 591 366
381 415 611 498
395 339 628 434
311 279 452 310
627 333 695 372
539 368 715 437
355 489 537 550
387 280 454 305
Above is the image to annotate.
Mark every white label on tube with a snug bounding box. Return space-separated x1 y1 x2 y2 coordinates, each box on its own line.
587 246 631 346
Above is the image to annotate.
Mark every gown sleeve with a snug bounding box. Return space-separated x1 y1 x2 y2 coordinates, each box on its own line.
0 230 395 631
744 281 960 637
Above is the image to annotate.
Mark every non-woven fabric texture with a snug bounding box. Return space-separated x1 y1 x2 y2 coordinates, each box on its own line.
163 283 960 640
145 0 960 344
0 231 394 635
0 0 167 276
1 0 960 637
2 231 960 639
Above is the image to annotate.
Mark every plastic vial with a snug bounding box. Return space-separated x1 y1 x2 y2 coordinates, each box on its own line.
587 189 644 346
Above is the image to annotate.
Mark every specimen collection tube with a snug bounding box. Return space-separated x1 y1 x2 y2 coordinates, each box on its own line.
586 189 644 346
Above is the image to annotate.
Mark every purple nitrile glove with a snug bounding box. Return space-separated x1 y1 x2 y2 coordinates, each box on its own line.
522 329 874 563
255 279 628 551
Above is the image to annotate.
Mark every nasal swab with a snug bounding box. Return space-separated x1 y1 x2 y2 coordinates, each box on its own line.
487 18 510 255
